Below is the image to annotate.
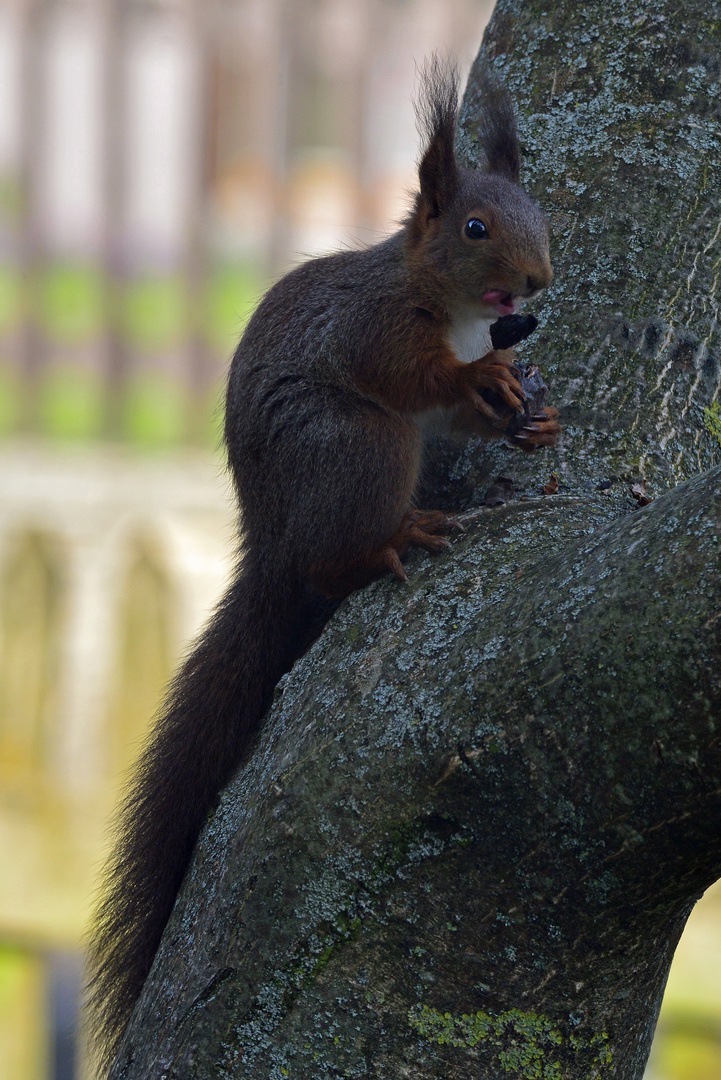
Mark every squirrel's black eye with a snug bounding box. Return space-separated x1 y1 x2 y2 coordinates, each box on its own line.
464 218 488 240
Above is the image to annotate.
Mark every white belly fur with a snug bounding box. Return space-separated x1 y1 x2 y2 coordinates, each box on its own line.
447 311 494 366
414 312 495 438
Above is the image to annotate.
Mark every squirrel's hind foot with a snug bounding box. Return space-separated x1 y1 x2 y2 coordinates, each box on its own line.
312 512 463 596
367 511 463 587
393 509 463 556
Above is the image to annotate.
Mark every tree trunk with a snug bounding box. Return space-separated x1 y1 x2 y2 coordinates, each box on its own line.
109 1 721 1077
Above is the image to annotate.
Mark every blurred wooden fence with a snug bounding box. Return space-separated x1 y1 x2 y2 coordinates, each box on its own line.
0 0 493 447
0 443 234 1079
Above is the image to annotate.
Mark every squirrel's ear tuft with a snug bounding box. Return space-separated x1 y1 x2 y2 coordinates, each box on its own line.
413 57 460 225
476 68 521 183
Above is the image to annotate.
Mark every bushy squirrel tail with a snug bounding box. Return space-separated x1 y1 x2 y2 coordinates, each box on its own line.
86 552 325 1071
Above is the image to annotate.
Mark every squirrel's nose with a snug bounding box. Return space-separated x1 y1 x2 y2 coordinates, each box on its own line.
526 265 553 294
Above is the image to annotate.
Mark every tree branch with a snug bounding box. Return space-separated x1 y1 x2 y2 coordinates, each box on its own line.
113 468 721 1078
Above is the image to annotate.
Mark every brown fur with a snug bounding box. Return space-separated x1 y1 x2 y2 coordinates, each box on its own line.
86 59 560 1073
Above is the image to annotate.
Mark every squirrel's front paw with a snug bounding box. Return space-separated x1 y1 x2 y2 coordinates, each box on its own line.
510 406 561 452
466 350 524 421
474 361 562 451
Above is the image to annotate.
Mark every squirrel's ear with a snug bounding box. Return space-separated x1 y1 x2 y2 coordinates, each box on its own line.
477 68 521 183
412 57 460 227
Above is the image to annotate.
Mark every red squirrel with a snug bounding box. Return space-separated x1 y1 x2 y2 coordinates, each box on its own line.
87 60 559 1068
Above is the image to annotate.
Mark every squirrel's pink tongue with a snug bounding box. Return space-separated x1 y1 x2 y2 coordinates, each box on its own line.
483 290 516 316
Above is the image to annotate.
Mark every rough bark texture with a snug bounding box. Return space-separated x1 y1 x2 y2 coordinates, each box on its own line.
110 2 721 1077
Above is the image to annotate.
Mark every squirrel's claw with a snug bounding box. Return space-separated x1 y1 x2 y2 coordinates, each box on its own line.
511 407 562 452
380 546 408 581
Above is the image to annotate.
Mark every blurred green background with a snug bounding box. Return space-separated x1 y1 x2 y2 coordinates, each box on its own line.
0 260 262 445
